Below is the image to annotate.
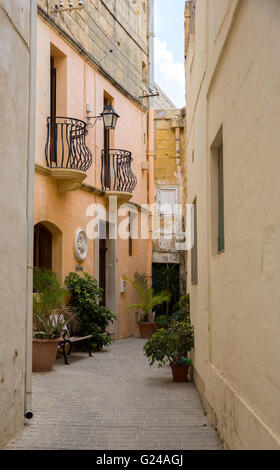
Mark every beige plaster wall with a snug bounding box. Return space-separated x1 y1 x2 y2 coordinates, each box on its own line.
0 0 30 447
185 0 280 450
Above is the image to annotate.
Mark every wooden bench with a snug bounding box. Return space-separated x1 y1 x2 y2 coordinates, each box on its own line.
58 330 93 365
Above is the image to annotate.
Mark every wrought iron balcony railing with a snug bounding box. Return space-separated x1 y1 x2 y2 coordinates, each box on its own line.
45 117 93 171
101 149 137 193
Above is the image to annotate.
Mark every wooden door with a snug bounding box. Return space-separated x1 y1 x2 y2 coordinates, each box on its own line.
50 57 57 163
34 223 52 271
99 238 107 306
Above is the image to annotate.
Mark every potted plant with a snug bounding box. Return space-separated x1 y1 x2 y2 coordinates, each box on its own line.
125 273 170 338
32 269 77 372
143 318 194 382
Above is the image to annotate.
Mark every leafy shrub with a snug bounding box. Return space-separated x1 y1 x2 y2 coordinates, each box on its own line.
156 314 169 328
143 318 194 368
171 294 190 322
65 272 116 351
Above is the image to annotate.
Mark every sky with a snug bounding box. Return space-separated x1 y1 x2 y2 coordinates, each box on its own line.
154 0 186 108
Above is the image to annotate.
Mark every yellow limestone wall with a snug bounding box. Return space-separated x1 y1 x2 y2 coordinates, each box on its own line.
153 109 187 271
185 0 280 450
37 0 148 103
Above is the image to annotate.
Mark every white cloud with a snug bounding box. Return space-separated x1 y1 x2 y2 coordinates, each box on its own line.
154 37 185 108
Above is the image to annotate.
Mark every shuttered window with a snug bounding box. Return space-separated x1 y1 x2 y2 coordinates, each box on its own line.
159 188 176 215
218 145 225 252
191 198 198 284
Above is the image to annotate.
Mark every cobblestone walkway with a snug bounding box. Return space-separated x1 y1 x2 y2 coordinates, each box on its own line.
6 338 222 450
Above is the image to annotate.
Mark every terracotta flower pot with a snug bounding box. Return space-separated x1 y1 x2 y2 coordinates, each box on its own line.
32 338 60 372
138 321 156 339
171 363 189 382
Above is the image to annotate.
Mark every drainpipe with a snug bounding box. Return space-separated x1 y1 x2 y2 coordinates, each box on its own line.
25 0 37 420
147 0 155 284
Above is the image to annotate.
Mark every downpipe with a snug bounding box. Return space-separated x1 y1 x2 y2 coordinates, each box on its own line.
147 0 155 282
25 0 37 420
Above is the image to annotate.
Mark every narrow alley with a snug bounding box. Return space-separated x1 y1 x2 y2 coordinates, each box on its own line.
6 339 221 450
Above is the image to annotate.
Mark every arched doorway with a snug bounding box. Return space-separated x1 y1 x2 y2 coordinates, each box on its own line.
34 223 52 270
33 221 62 281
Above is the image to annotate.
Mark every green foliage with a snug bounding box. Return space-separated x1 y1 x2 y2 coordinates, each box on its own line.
171 294 190 321
143 318 194 368
65 272 116 351
152 263 180 316
33 269 76 340
156 314 169 328
33 268 62 294
125 272 170 322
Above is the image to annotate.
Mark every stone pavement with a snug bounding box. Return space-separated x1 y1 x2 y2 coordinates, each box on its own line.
6 338 222 450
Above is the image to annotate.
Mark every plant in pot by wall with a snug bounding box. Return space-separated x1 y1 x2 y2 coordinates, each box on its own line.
143 317 194 382
125 273 170 338
33 269 78 372
65 272 116 351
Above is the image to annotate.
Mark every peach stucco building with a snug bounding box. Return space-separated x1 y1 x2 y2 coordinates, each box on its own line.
34 1 153 339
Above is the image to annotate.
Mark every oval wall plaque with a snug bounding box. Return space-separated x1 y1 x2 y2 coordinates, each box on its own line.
74 228 88 262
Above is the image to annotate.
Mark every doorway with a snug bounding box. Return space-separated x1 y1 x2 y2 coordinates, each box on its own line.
34 223 52 271
99 238 107 307
95 220 119 336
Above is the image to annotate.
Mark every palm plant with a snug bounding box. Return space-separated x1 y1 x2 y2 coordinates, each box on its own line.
152 263 180 316
33 269 78 340
125 272 170 322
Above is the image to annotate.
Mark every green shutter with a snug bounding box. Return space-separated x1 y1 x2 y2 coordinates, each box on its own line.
191 198 198 283
218 146 225 252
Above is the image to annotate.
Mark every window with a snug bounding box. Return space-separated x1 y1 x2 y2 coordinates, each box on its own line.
210 126 225 254
50 56 57 162
191 198 198 284
103 93 111 153
50 57 56 119
142 61 147 84
159 188 176 215
49 45 67 164
159 188 177 237
129 212 133 257
103 92 114 189
218 145 224 252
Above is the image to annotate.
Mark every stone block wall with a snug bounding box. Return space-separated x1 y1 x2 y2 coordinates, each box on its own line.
38 0 149 104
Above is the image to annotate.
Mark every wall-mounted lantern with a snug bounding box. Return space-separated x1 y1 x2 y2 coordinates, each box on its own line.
86 103 120 130
100 104 120 130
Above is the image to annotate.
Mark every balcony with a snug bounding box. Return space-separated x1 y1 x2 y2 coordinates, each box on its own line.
101 149 137 201
45 117 93 193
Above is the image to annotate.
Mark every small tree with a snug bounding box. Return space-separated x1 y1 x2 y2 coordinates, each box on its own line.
125 272 170 322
